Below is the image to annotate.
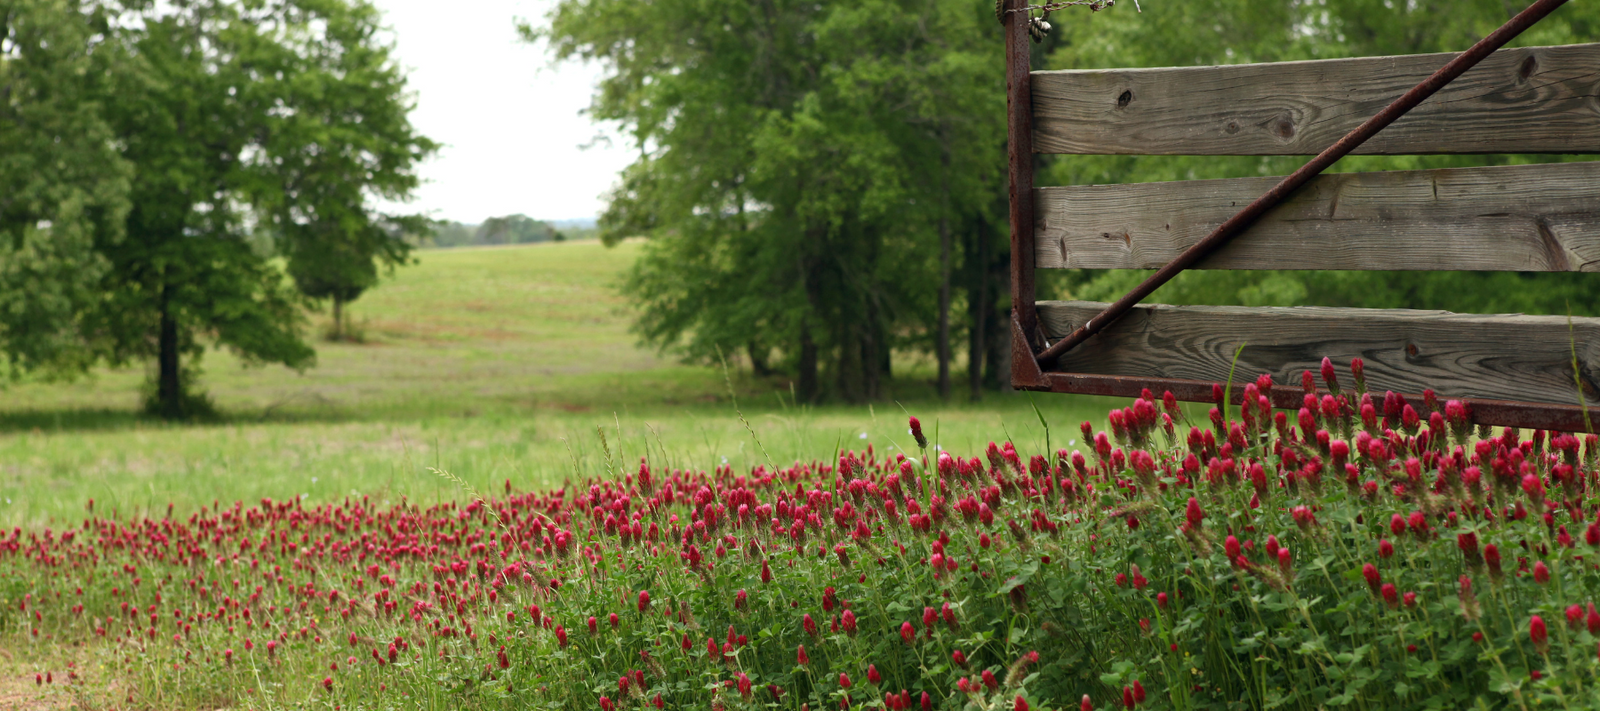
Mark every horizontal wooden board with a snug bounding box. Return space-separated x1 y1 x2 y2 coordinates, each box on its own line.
1032 43 1600 155
1035 161 1600 271
1038 301 1600 406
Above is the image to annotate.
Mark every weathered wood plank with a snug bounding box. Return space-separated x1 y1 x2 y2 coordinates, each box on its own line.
1038 300 1600 406
1035 161 1600 271
1032 43 1600 155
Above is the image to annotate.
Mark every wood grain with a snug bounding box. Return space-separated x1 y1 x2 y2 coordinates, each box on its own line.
1035 161 1600 271
1032 43 1600 155
1007 0 1039 341
1038 300 1600 406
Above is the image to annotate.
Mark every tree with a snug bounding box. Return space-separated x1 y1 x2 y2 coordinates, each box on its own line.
284 218 413 342
430 220 479 248
290 240 375 342
84 0 434 417
477 214 558 244
423 216 563 248
253 2 438 345
288 216 430 341
534 0 1008 402
0 0 129 380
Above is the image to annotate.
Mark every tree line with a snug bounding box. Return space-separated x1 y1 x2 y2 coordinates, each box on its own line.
427 215 589 248
534 0 1600 404
1 0 434 417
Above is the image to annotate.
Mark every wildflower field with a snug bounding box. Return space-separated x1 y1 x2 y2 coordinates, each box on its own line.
6 356 1600 710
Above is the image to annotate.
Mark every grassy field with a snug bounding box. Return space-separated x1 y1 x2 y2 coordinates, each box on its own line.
8 240 1574 711
0 240 1124 529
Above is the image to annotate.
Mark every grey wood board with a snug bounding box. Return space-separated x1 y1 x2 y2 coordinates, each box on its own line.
1032 43 1600 155
1038 301 1600 405
1034 161 1600 271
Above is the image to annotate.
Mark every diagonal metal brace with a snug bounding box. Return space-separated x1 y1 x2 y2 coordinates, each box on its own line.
1029 0 1571 370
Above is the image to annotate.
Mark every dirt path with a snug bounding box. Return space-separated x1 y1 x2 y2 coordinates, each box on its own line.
0 670 76 711
0 648 119 711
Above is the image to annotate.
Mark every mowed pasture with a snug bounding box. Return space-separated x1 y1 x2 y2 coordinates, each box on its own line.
0 241 1117 528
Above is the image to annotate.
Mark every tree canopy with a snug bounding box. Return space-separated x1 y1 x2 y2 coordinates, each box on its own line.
0 0 435 416
0 0 129 379
534 0 1010 402
426 216 567 248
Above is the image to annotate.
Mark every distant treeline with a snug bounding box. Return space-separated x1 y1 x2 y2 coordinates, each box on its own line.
423 215 598 248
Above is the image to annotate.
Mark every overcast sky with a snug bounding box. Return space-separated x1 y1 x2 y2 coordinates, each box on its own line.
371 0 634 224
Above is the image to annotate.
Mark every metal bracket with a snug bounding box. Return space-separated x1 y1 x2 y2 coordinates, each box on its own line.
1010 313 1048 391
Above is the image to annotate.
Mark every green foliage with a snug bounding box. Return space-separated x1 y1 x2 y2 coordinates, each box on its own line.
1042 0 1600 313
0 0 435 416
430 220 481 248
95 0 436 417
532 0 1015 402
0 0 131 379
426 216 567 248
289 215 430 341
478 214 562 245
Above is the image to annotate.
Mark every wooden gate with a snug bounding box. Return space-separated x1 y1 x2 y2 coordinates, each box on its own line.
1004 0 1600 432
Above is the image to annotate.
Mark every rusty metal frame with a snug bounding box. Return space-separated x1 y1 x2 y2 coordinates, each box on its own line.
1005 0 1038 352
1006 0 1591 432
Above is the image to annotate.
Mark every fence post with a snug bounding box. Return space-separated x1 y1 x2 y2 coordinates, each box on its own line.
1005 0 1037 360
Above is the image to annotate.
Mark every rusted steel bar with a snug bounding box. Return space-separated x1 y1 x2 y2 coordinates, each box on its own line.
1032 0 1570 368
1023 371 1596 433
1005 0 1038 346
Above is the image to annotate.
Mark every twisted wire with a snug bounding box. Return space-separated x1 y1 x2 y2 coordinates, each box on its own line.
1002 0 1115 15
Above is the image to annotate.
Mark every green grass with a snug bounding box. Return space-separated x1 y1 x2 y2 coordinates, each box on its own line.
0 240 1124 529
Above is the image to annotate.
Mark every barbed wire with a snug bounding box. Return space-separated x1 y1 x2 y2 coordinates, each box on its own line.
996 0 1138 40
1002 0 1117 16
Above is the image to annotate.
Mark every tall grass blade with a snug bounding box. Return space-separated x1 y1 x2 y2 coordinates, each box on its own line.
1224 342 1247 423
1569 304 1593 433
1027 392 1051 458
718 348 773 470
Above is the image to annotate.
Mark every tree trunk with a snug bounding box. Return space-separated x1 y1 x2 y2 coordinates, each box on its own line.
747 342 772 377
986 254 1010 391
836 320 862 404
967 217 990 401
157 285 183 419
799 246 823 403
332 295 344 341
877 316 892 389
936 214 952 401
863 314 881 401
798 324 819 404
989 301 1011 391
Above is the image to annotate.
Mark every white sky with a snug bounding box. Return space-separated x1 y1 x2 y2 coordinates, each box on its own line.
370 0 635 224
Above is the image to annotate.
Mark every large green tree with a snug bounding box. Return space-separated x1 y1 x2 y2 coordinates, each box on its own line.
0 0 129 380
535 0 1012 402
86 0 434 417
